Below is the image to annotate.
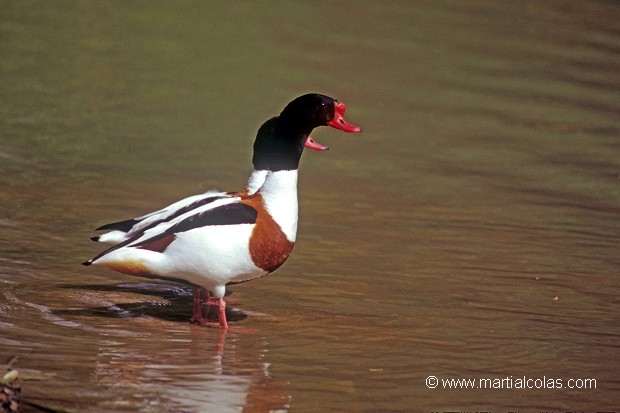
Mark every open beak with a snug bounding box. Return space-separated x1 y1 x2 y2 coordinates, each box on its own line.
328 102 362 133
304 135 329 151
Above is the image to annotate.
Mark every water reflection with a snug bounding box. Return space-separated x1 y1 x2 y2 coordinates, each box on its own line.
92 325 289 413
4 281 289 412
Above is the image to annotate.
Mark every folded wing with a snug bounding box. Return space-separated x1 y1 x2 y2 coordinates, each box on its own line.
85 197 258 265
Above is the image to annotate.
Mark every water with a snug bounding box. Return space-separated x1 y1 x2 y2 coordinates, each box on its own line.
1 1 619 411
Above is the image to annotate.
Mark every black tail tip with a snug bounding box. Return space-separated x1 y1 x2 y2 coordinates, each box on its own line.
90 236 100 242
82 261 92 266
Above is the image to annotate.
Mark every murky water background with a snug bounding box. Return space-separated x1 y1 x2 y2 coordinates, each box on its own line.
1 1 619 412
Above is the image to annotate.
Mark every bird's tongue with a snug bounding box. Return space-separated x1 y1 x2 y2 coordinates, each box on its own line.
304 136 329 151
328 102 362 133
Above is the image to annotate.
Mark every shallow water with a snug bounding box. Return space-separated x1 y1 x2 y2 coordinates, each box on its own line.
1 1 619 412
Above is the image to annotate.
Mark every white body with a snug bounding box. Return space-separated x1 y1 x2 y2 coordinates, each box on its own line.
90 171 298 299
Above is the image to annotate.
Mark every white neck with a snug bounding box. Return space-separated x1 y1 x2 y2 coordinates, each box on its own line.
246 169 268 195
260 170 298 242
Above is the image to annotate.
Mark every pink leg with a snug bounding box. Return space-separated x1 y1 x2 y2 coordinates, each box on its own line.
217 298 228 330
190 287 204 324
191 288 227 329
204 289 218 307
202 289 219 320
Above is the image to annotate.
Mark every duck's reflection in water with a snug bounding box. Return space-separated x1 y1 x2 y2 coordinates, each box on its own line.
78 282 291 412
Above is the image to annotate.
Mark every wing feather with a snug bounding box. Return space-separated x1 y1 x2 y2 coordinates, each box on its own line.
87 199 257 264
125 195 223 238
95 218 141 232
94 191 225 238
133 203 258 248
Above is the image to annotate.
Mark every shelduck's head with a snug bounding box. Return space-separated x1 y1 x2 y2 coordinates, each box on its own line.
253 93 361 171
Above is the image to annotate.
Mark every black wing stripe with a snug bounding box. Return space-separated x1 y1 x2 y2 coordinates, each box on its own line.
173 202 257 232
126 196 223 236
95 218 141 232
134 203 258 248
89 202 258 263
95 196 223 233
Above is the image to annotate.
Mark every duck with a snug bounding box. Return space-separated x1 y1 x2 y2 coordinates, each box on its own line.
83 93 361 329
89 112 337 324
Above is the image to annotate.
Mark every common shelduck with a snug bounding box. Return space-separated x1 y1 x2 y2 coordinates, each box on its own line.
89 111 336 324
83 93 361 329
